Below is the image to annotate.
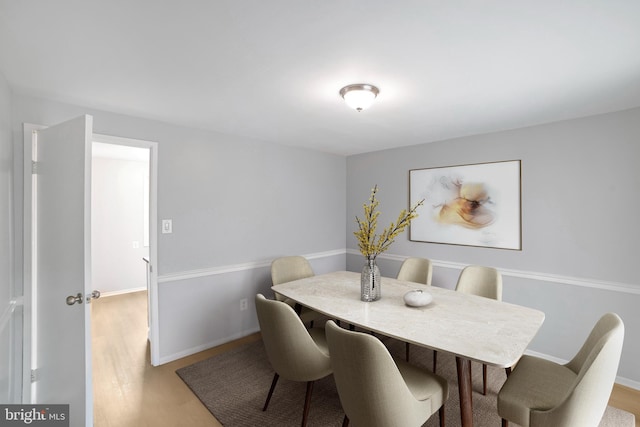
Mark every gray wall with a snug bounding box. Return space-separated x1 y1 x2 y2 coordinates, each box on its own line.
9 90 639 386
11 93 347 363
346 108 640 385
0 71 16 401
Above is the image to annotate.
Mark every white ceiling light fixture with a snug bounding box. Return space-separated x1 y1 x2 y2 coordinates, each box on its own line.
339 84 380 112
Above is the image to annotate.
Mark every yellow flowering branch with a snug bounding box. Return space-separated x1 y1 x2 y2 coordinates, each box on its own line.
354 185 424 259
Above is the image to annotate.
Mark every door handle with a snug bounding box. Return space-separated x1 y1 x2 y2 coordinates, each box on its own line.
66 293 83 306
86 290 101 303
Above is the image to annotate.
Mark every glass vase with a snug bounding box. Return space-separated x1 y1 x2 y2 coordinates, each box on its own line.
361 257 381 302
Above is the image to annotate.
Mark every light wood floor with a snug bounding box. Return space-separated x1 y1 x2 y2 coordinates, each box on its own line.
93 291 639 427
92 290 260 426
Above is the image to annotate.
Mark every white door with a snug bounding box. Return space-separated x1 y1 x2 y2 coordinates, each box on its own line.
33 115 94 426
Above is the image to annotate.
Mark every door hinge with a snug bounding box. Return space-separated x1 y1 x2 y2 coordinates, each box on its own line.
30 368 38 383
31 160 38 174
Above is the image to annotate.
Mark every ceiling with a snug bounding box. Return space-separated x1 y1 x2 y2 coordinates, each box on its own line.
1 1 639 156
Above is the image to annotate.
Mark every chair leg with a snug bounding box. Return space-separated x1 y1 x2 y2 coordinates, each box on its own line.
342 415 349 427
439 405 445 427
433 350 438 373
502 419 509 427
301 381 315 427
309 320 314 328
262 373 279 411
482 363 487 395
405 342 410 361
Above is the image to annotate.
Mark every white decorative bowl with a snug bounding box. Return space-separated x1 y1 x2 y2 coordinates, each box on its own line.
403 289 433 307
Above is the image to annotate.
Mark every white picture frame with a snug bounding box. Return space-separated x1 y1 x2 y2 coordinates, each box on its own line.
409 160 522 250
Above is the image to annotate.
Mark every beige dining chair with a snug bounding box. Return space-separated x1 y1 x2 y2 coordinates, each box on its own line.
271 256 323 326
397 257 435 363
254 294 332 427
433 265 503 395
325 320 448 427
397 257 433 285
498 312 624 427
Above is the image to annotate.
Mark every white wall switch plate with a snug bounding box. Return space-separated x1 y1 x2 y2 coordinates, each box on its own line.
162 219 173 234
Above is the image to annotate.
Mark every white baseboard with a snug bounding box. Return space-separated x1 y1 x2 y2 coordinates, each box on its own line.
615 377 640 391
157 327 260 365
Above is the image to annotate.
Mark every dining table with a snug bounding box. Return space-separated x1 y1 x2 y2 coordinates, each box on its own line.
271 270 545 427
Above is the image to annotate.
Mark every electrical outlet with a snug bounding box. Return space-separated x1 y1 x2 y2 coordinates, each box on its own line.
240 298 248 311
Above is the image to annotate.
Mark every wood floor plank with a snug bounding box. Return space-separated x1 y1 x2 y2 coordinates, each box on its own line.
610 383 640 427
92 290 261 427
93 291 639 426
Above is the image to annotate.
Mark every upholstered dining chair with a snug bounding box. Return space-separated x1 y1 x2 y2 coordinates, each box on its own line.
433 265 503 395
397 257 433 285
325 320 448 427
254 294 332 427
498 312 624 427
397 257 434 363
271 256 323 326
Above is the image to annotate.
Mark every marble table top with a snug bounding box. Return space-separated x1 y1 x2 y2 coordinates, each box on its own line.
272 271 545 367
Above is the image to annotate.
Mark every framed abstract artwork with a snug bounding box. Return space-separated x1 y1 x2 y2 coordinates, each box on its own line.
409 160 522 250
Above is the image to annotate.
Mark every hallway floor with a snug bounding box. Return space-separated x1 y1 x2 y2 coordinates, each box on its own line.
91 291 259 427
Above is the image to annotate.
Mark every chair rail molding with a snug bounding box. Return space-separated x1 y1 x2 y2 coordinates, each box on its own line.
159 248 639 296
346 249 640 296
157 249 346 283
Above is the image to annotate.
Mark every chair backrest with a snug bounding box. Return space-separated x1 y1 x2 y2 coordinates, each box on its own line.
455 265 502 301
325 320 436 427
271 256 314 285
254 294 331 382
531 313 624 427
397 257 433 285
271 256 315 301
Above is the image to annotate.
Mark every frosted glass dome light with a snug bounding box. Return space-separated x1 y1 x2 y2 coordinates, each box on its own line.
339 84 379 112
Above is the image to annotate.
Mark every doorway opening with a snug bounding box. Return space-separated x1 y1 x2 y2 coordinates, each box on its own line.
91 133 159 366
91 142 149 298
90 141 151 389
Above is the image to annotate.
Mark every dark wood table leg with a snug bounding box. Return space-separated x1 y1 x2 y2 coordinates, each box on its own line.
456 356 473 427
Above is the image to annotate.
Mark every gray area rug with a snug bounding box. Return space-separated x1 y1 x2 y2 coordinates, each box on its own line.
177 336 634 427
